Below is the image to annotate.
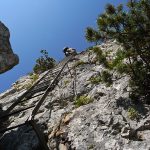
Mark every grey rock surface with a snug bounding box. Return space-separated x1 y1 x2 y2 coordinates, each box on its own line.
0 21 19 74
0 41 150 150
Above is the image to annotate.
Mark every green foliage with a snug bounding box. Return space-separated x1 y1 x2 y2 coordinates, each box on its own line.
85 27 102 45
89 70 112 86
13 83 22 91
64 80 70 86
25 74 39 90
105 3 116 14
106 49 129 74
89 75 101 84
104 61 114 70
107 50 130 73
115 63 129 74
30 73 39 84
33 50 56 74
129 67 150 103
73 60 86 68
101 70 113 86
13 73 39 91
105 50 130 73
74 95 93 108
24 83 33 90
127 107 138 120
88 144 95 150
92 47 108 66
85 0 150 103
27 72 34 76
86 46 94 51
112 50 126 67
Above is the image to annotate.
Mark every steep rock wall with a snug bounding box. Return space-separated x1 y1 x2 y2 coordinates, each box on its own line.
0 41 150 150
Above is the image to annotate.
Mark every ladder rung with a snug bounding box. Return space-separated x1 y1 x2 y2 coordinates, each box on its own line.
0 105 35 120
0 122 27 133
25 92 44 100
27 85 49 95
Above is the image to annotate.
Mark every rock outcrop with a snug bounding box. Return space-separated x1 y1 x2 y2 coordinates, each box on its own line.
0 41 150 150
0 21 19 74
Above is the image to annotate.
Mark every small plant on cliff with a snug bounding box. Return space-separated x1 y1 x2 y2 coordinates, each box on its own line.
13 73 39 91
64 80 70 86
92 47 108 66
74 95 93 108
33 50 56 74
101 70 113 86
30 73 39 83
24 83 33 90
89 70 112 86
127 107 138 120
73 60 86 68
89 75 101 84
25 73 39 90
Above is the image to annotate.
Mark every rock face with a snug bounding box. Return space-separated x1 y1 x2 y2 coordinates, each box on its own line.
0 41 150 150
0 21 19 74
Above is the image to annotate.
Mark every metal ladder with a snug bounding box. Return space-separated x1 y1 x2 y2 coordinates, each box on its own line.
0 55 74 150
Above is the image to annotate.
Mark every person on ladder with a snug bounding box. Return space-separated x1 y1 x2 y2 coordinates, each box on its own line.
63 47 77 56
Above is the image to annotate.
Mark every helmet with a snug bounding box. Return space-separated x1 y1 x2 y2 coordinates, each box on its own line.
63 47 69 52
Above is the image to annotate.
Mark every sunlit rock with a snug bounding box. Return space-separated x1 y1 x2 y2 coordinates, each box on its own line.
0 21 19 74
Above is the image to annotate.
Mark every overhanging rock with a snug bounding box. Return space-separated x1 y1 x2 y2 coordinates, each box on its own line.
0 21 19 74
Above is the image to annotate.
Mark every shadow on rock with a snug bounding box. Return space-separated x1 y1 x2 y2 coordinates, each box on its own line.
0 124 41 150
116 97 149 117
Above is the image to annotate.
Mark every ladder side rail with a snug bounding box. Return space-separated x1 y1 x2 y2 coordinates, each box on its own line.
24 92 45 101
29 120 49 150
3 57 71 114
30 55 74 119
4 70 52 114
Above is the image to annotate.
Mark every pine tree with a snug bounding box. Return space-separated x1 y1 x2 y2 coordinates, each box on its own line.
85 0 150 103
85 27 102 45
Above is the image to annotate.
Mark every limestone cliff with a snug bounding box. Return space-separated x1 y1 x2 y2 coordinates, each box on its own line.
0 41 150 150
0 21 19 74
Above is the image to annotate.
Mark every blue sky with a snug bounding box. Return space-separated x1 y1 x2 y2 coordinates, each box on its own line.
0 0 127 93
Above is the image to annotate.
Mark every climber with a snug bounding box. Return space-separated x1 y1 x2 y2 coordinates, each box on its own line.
63 47 77 57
